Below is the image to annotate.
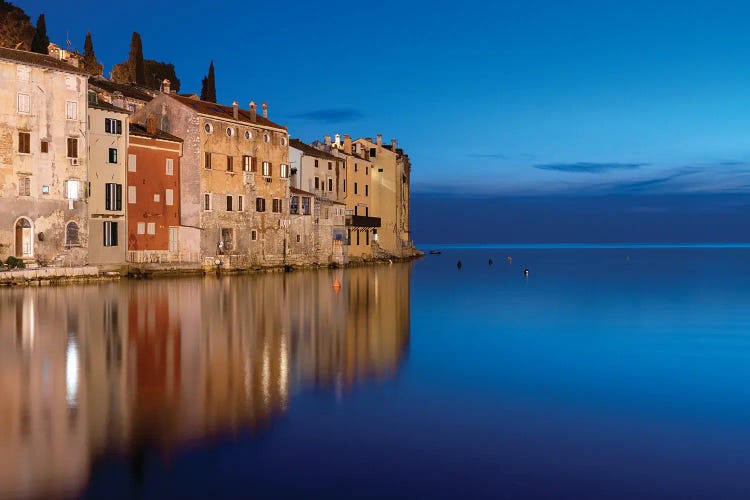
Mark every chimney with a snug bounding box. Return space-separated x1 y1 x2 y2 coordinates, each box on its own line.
334 134 341 147
343 134 352 154
232 101 239 120
249 101 257 122
391 138 398 150
146 114 157 135
262 102 268 118
377 134 382 146
324 135 332 146
162 79 171 94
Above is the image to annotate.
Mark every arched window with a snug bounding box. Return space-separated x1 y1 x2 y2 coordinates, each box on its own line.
66 221 80 246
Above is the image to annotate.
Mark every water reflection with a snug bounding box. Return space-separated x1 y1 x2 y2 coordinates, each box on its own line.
0 263 411 499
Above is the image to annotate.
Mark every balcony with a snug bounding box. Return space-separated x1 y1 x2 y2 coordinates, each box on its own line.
346 214 381 228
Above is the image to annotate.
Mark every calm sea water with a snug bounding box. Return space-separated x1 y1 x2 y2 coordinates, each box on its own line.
3 245 750 499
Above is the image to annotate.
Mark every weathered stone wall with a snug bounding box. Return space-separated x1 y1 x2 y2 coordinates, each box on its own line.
0 60 88 266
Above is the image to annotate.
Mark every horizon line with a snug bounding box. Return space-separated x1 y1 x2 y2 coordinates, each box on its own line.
419 242 750 250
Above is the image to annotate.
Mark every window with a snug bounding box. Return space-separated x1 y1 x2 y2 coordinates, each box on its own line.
66 180 79 199
366 230 370 245
366 206 369 216
166 158 174 175
205 152 212 169
354 163 358 172
290 196 299 214
226 195 233 211
347 229 351 245
18 132 30 154
128 185 136 204
272 198 282 213
204 123 213 134
108 148 118 164
314 159 319 168
355 206 358 215
262 161 271 176
226 127 234 137
137 222 145 234
17 93 30 113
65 76 76 91
204 193 211 211
42 185 49 194
128 154 137 172
221 228 233 251
147 223 156 235
263 133 270 143
328 178 333 192
226 156 234 172
127 103 136 113
67 137 78 158
18 176 30 196
354 182 358 194
370 148 376 157
66 101 78 120
244 130 252 140
105 183 122 211
296 234 301 243
41 140 49 153
314 177 320 190
104 118 122 134
365 185 369 196
344 179 346 192
154 193 160 202
328 161 332 170
166 189 174 206
301 196 311 215
280 136 287 146
356 231 360 245
280 163 289 178
256 197 266 212
251 230 257 241
66 222 80 246
238 195 243 211
365 166 369 175
242 155 254 172
103 221 118 247
16 66 29 81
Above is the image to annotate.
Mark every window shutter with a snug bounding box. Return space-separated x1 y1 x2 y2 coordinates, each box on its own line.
251 156 257 172
105 184 111 210
269 162 273 176
116 184 122 210
112 222 118 246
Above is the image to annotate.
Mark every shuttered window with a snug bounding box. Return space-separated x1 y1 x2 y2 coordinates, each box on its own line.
105 183 122 211
18 132 30 154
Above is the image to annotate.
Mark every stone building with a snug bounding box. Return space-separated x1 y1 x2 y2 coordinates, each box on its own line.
355 135 415 258
126 121 185 262
133 91 291 267
287 187 346 266
289 138 342 200
0 47 89 266
88 76 154 114
87 95 129 267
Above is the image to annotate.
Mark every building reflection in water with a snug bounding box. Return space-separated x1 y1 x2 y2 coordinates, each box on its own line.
0 262 411 499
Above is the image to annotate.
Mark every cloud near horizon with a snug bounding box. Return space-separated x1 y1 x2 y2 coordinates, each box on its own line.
287 108 363 123
533 162 647 173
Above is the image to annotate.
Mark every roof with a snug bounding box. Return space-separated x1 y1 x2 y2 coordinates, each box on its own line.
0 46 87 74
290 187 315 196
169 94 287 131
89 99 129 114
129 123 183 142
89 77 154 102
289 139 339 161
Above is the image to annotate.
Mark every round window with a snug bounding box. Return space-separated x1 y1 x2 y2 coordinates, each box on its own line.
226 127 234 137
280 136 287 146
244 130 252 140
263 133 270 143
204 123 213 134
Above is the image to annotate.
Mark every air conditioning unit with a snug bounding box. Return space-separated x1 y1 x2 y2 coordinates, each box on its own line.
69 158 79 166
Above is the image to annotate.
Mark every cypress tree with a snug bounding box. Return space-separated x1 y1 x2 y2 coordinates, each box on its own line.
82 32 103 75
128 32 145 84
30 13 49 54
200 61 216 102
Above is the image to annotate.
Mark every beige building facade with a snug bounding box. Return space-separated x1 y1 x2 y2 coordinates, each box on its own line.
87 98 129 266
133 93 291 267
0 48 89 267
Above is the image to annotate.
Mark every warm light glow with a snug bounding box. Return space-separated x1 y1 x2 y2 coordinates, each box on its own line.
66 338 79 408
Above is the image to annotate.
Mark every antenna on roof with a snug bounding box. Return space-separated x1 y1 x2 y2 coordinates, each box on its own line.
66 32 72 51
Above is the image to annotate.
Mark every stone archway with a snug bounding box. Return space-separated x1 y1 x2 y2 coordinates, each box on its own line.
14 217 32 258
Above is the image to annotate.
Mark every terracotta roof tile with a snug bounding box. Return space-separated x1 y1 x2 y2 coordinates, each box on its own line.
129 123 183 142
289 139 340 161
290 187 315 196
170 94 287 131
89 77 154 102
0 46 87 74
88 99 129 114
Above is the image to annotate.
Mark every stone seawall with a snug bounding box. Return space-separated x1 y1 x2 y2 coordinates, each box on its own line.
0 266 119 286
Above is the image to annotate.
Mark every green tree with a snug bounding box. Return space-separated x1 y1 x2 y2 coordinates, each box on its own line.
82 32 103 75
0 1 35 49
200 61 216 102
29 13 48 54
128 32 145 84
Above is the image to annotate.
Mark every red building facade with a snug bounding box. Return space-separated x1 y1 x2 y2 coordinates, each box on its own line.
127 123 183 255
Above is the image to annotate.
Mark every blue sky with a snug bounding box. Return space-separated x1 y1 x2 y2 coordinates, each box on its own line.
22 0 750 240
